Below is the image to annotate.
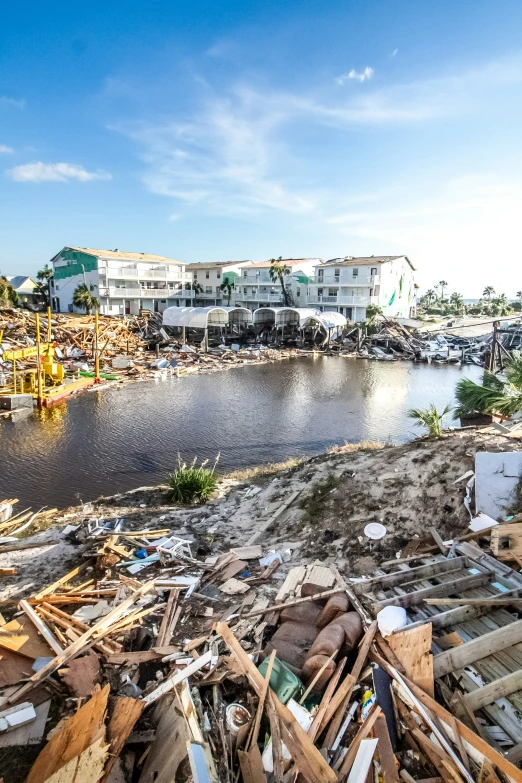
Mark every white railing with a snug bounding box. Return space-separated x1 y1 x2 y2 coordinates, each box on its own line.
240 275 293 286
100 287 194 299
310 274 379 286
99 265 189 281
237 291 283 302
307 295 378 306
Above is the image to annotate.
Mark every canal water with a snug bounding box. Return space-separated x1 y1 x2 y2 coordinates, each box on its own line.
0 357 482 509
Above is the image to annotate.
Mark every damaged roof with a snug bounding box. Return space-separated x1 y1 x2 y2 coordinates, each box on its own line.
318 255 416 271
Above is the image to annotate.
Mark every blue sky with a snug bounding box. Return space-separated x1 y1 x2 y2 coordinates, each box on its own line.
2 0 522 296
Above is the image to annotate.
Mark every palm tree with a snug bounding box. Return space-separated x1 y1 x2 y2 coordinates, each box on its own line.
185 280 203 295
425 288 436 304
454 353 522 418
517 291 522 302
483 286 495 301
35 263 53 307
449 292 465 313
409 403 452 438
438 280 448 302
72 282 99 315
219 278 235 305
268 257 291 306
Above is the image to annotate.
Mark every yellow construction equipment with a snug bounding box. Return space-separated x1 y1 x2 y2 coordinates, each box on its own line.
1 342 65 394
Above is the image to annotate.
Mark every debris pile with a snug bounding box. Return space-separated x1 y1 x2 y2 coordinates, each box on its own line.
3 460 522 783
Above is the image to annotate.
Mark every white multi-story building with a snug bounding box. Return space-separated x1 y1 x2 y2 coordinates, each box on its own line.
50 246 194 315
233 259 320 310
307 256 416 322
185 261 252 306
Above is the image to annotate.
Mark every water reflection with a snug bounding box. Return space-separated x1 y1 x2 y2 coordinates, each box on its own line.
0 358 482 508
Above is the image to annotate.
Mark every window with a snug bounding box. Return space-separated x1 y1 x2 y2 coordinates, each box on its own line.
217 271 221 279
318 269 324 281
194 272 198 279
206 271 210 279
296 288 300 297
244 287 248 294
244 271 248 278
55 284 59 291
318 287 323 296
371 267 377 276
205 286 212 293
328 289 337 297
352 268 359 277
334 268 340 279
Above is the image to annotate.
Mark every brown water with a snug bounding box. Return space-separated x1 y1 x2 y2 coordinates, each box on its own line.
0 357 482 508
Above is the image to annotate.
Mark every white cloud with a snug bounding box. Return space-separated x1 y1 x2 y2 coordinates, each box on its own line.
336 67 374 84
7 162 112 183
0 145 13 154
391 48 399 57
0 96 25 109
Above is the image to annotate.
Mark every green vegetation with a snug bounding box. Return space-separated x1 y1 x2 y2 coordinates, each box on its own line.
418 281 516 318
454 353 522 418
300 473 339 521
269 256 291 306
409 403 452 438
186 280 203 295
35 263 54 307
220 278 235 304
0 272 18 308
167 456 220 504
72 282 99 315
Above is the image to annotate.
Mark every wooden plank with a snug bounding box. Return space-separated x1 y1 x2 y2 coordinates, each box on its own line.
353 558 468 595
20 599 63 655
0 647 35 687
7 579 155 705
336 705 382 781
319 621 378 743
138 694 189 783
345 738 379 783
429 527 449 554
425 598 522 606
33 558 95 601
267 693 284 782
26 684 109 783
216 621 337 783
102 696 145 783
0 615 54 660
377 573 491 610
60 654 100 698
241 587 346 619
433 617 522 677
464 668 522 712
491 523 522 559
143 650 213 705
308 656 347 742
247 490 302 545
238 746 267 783
383 663 522 783
373 713 399 783
412 729 464 783
400 604 503 633
250 649 276 750
387 625 434 697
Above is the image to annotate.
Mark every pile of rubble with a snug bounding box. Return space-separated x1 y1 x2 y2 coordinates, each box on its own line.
2 474 522 783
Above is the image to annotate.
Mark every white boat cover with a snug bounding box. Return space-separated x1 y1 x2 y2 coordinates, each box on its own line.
301 312 347 330
162 306 251 328
253 307 319 326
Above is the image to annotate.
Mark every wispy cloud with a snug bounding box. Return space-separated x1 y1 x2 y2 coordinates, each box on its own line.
391 48 399 57
0 96 25 109
7 162 112 182
336 67 375 84
0 144 14 154
114 51 522 224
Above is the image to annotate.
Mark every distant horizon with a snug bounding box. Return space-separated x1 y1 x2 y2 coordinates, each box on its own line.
2 0 522 297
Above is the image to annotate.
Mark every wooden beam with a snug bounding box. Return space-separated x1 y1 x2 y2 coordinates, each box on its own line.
434 617 522 678
19 600 63 655
376 657 522 783
33 558 95 601
464 669 522 712
352 558 468 595
377 573 490 610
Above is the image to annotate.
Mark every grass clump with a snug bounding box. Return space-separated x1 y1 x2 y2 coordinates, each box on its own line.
326 440 385 455
409 403 452 438
300 473 339 522
167 455 220 505
224 457 304 483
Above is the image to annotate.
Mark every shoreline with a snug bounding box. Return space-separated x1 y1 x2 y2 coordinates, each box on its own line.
2 425 520 602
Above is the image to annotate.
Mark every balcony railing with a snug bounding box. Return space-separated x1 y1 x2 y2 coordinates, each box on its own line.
236 291 283 302
100 287 194 299
240 275 292 286
309 274 379 286
307 295 378 306
99 265 190 281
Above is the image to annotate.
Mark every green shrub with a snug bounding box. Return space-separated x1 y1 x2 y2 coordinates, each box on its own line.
409 403 452 438
167 455 219 504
